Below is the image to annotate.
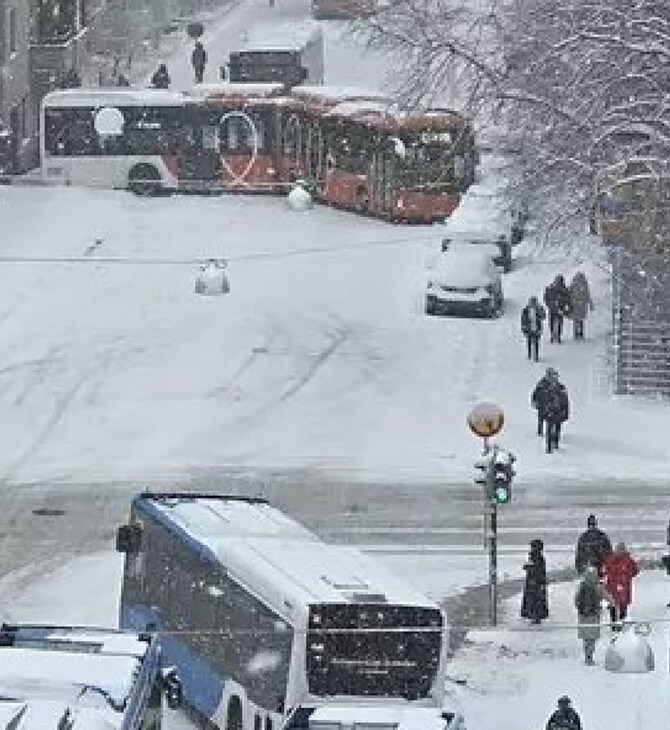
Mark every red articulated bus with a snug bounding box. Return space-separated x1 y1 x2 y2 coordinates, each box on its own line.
191 84 477 222
39 84 477 223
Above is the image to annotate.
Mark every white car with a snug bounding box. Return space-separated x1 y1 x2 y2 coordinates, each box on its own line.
426 248 504 318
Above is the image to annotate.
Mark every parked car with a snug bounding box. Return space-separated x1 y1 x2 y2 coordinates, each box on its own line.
441 229 512 273
426 248 504 318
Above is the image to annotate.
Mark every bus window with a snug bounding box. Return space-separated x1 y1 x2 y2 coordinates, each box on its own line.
255 714 263 730
44 108 99 156
222 114 266 152
266 717 274 730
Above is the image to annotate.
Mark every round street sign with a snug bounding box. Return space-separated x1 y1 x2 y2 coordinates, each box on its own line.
467 402 505 438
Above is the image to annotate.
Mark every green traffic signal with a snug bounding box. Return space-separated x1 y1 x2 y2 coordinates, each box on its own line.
492 483 511 504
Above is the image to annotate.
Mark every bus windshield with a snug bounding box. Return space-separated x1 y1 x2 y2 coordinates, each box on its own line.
395 136 458 190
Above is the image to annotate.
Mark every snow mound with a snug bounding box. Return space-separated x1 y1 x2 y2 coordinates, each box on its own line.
194 260 230 296
287 184 313 211
604 625 655 673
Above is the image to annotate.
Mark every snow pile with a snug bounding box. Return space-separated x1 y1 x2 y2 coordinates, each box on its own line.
604 624 655 673
287 183 313 211
194 260 229 296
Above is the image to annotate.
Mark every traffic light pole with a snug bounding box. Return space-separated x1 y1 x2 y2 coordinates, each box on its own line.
488 499 498 626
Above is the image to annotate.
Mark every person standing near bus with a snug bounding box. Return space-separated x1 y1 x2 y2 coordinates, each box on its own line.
151 63 170 89
191 42 208 84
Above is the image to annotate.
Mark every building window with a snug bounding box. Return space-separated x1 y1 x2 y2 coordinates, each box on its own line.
35 0 77 43
9 7 17 54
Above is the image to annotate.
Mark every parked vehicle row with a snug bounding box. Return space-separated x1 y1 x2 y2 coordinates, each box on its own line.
425 154 529 319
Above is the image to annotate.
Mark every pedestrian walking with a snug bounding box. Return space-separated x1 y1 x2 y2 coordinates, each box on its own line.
575 566 613 665
546 696 582 730
544 275 571 343
531 367 553 436
521 538 548 624
151 63 170 89
568 271 593 340
544 370 569 453
520 295 546 361
191 41 208 84
602 541 639 629
531 367 569 452
575 514 612 575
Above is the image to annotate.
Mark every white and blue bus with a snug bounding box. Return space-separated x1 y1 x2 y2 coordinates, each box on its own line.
116 493 451 730
0 623 182 729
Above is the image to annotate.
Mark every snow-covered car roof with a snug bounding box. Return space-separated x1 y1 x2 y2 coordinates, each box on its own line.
431 250 498 289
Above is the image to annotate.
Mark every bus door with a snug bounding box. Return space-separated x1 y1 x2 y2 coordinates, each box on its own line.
305 122 325 188
369 145 394 216
280 111 303 182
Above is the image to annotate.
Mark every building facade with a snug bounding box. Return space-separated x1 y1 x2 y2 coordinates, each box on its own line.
1 0 222 174
0 0 33 172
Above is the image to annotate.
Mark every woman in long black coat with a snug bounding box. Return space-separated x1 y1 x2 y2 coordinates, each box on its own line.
521 538 549 624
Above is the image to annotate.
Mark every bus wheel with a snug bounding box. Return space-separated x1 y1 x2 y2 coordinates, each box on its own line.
354 186 369 213
226 696 243 730
128 164 161 196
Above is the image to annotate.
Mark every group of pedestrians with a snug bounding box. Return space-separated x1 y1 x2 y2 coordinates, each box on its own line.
521 271 594 362
521 271 593 454
150 40 209 89
520 514 640 666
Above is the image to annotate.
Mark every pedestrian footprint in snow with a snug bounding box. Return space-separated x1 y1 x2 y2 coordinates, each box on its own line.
521 538 548 625
575 566 613 665
546 696 582 730
602 541 638 630
520 295 546 361
575 514 612 576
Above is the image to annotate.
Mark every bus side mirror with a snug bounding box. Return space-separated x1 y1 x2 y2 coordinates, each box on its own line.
161 667 183 709
116 524 142 553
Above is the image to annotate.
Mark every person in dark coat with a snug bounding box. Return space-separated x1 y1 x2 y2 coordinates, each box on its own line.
575 514 612 575
521 538 548 624
151 63 170 89
546 696 582 730
520 295 546 361
531 367 554 436
531 368 568 451
543 370 569 453
544 274 571 343
575 566 612 664
191 41 207 83
602 541 639 629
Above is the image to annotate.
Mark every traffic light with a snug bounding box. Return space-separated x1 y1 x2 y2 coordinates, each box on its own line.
474 454 493 488
491 449 515 504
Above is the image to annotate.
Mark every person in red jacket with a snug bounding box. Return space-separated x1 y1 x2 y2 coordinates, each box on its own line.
602 541 639 630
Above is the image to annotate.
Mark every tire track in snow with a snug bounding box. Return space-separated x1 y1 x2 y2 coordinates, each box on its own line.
1 375 89 485
222 316 350 436
206 332 277 398
277 329 348 403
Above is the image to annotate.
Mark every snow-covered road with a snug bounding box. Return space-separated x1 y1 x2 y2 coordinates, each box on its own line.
2 184 670 490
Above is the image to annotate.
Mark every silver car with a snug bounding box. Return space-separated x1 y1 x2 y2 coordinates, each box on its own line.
426 247 504 318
